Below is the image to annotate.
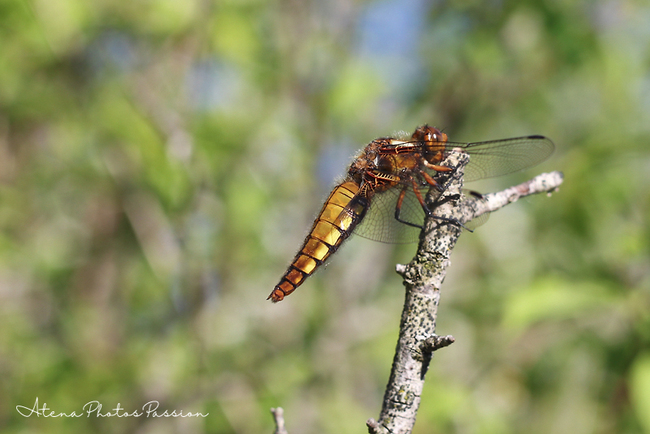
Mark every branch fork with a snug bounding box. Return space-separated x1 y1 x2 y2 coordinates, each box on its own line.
367 151 563 434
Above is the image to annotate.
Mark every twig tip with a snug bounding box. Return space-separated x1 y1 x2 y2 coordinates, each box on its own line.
270 407 288 434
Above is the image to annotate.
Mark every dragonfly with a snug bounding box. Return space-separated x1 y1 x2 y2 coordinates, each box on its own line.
268 125 554 302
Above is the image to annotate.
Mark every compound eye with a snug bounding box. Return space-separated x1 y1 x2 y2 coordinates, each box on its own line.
424 131 438 142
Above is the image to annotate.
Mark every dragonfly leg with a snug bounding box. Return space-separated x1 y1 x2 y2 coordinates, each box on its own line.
420 170 443 191
422 181 473 232
411 180 433 217
431 215 474 232
423 160 453 173
425 159 469 195
429 193 462 208
409 180 473 231
394 185 423 229
393 180 472 232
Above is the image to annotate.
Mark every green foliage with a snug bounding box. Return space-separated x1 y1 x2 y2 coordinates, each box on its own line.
1 0 649 433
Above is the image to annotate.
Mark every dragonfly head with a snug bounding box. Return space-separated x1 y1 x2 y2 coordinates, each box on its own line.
412 125 447 145
413 125 448 163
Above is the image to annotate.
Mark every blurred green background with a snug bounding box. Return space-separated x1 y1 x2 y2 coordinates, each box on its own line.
1 0 649 433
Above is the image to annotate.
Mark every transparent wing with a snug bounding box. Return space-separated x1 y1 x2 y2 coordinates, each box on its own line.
353 187 425 244
461 190 490 230
444 135 555 182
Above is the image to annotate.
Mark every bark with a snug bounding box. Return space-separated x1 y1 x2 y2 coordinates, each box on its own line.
367 151 564 434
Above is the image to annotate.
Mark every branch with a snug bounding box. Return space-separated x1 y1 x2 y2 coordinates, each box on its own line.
367 151 564 434
270 407 289 434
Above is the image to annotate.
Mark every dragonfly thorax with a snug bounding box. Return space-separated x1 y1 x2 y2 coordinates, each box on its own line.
347 139 386 181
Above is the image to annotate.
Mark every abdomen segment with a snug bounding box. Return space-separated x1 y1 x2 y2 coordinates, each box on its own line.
268 181 367 302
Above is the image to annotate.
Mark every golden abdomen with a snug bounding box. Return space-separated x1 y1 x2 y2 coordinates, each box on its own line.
268 181 365 302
